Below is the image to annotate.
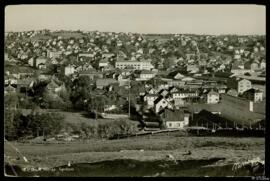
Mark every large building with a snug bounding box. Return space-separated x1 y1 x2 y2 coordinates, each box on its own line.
115 60 154 70
227 77 252 94
220 94 265 126
242 88 263 103
207 90 220 104
161 109 190 129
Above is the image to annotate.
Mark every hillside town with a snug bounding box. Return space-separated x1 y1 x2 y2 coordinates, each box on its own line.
4 29 266 140
4 3 268 177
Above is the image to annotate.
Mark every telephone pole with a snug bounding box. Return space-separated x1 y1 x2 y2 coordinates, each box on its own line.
128 80 131 118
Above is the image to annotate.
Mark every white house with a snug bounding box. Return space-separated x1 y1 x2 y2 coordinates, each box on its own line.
138 70 155 80
207 90 220 104
144 94 159 107
64 65 75 76
161 109 190 129
154 97 173 113
99 59 109 68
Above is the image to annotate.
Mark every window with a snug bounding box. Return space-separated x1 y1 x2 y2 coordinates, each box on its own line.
169 123 172 127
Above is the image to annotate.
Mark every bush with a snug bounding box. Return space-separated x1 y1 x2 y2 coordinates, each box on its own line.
96 119 139 139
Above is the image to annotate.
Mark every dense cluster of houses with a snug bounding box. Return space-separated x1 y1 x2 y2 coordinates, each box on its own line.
4 30 266 130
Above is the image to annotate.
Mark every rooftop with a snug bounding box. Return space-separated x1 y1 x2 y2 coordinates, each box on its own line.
162 109 190 122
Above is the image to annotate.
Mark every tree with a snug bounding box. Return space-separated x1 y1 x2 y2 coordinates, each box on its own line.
26 112 65 137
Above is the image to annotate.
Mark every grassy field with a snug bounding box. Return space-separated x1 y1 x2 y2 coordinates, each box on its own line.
4 136 265 168
21 109 129 126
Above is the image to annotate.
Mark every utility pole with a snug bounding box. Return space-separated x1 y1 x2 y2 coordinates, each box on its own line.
128 80 131 118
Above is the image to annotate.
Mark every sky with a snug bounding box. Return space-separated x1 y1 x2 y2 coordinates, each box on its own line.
5 5 266 35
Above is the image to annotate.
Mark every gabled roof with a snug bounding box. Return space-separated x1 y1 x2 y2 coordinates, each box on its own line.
162 109 189 122
207 89 219 96
243 88 262 94
5 85 16 92
154 96 166 104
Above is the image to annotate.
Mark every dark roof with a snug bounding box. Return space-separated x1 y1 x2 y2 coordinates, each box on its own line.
162 109 189 122
192 110 234 128
243 88 262 94
154 96 165 104
207 89 219 96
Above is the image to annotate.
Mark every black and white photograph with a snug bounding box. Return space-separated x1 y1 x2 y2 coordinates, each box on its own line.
4 4 267 177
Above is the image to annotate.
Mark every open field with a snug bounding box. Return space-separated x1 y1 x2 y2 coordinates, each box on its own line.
4 136 265 169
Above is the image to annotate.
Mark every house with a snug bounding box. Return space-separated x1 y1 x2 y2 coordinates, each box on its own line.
242 88 263 103
185 53 196 60
207 89 220 104
227 77 252 94
17 78 35 93
186 64 199 73
99 58 109 68
5 75 17 86
47 50 62 59
79 70 103 80
102 53 115 59
4 85 16 95
144 94 159 107
96 78 118 89
181 76 195 82
172 90 198 99
115 59 154 70
160 109 190 129
138 70 156 80
64 65 75 76
148 87 158 94
215 85 227 94
260 59 266 69
28 56 47 68
173 98 185 108
35 56 48 68
76 64 94 72
120 69 133 76
114 73 123 81
226 89 238 97
167 71 185 80
168 86 179 93
158 89 169 97
154 97 173 113
230 61 251 74
244 61 259 71
77 53 95 61
168 80 185 87
37 63 46 69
